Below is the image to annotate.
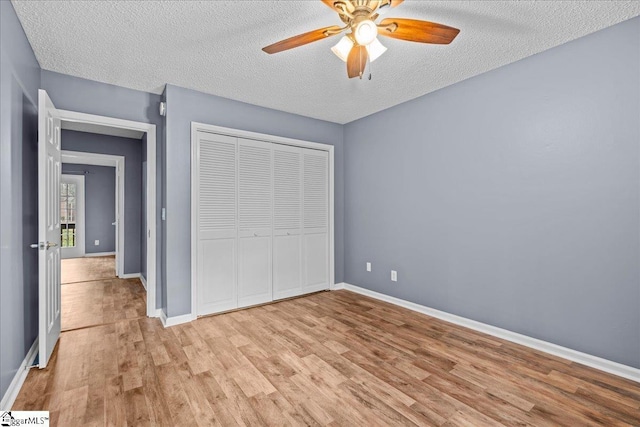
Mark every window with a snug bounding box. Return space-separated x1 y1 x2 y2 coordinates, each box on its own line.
60 182 77 247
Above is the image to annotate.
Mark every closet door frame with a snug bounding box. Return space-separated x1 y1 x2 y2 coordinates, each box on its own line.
190 122 335 319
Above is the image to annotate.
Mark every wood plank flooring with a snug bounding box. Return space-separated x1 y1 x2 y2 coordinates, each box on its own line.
61 256 145 331
14 290 640 426
62 255 116 284
61 277 147 331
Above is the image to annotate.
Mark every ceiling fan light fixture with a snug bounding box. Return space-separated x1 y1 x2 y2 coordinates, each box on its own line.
354 20 377 46
331 36 354 62
366 38 387 62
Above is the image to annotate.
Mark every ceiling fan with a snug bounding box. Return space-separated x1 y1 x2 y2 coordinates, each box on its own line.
262 0 460 79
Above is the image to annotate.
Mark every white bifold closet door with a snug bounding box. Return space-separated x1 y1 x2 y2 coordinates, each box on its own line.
195 130 330 316
196 133 238 314
273 145 303 299
237 138 273 307
302 149 329 293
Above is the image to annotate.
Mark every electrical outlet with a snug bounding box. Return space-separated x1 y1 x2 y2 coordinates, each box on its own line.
366 262 371 272
94 240 99 246
391 270 397 282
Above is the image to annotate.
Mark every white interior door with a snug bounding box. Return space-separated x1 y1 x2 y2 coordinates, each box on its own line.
302 149 329 293
273 145 303 300
60 174 85 259
37 89 62 368
237 139 272 307
196 133 238 315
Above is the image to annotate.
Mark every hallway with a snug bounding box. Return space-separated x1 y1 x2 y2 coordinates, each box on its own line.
61 256 146 331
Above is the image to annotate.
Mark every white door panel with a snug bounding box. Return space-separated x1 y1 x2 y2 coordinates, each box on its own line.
238 236 272 307
38 89 62 368
302 149 329 292
303 233 329 292
238 228 271 239
273 145 303 300
237 138 272 307
196 133 238 316
198 238 237 314
273 234 302 299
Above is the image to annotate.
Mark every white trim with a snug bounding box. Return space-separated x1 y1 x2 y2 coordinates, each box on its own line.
331 282 345 290
190 122 336 319
139 274 147 291
190 124 197 321
120 272 142 280
57 109 157 319
0 338 38 410
83 251 116 257
341 283 640 384
61 150 123 167
191 123 336 152
159 310 196 328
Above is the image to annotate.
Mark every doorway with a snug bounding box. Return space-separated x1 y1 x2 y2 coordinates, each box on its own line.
36 89 157 368
61 151 124 278
58 150 131 331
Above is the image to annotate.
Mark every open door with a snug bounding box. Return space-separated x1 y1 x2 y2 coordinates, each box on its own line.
37 89 62 368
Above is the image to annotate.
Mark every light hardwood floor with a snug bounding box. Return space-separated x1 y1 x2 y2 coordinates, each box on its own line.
61 277 147 331
61 256 145 331
14 289 640 426
62 255 116 284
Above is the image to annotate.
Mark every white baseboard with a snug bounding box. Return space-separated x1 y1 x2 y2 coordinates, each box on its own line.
120 272 141 280
139 274 147 291
160 310 195 328
340 283 640 383
84 251 116 257
331 282 346 290
0 338 38 410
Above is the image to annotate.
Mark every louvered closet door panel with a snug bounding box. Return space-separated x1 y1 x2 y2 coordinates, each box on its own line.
273 145 303 300
302 148 329 292
196 132 238 315
237 138 273 307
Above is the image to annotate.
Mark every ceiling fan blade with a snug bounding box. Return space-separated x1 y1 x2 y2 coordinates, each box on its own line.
378 18 460 44
347 45 368 79
262 26 342 54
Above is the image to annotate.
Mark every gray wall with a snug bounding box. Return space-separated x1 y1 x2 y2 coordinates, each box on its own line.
41 70 163 307
61 164 116 254
61 131 142 274
164 84 344 317
343 17 640 368
0 0 40 403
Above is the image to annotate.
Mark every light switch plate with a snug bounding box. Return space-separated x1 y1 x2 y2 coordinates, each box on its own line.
391 270 397 282
366 262 371 272
94 240 99 246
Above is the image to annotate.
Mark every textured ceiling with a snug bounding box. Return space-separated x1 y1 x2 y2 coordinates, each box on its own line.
12 1 640 124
